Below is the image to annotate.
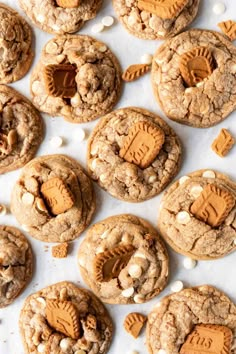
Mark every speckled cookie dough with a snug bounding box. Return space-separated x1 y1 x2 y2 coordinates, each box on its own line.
19 281 113 354
11 154 96 243
87 107 182 202
30 35 122 123
0 85 43 174
78 214 169 304
19 0 102 35
146 285 236 354
113 0 200 40
158 169 236 260
152 29 236 128
0 226 33 308
0 3 33 84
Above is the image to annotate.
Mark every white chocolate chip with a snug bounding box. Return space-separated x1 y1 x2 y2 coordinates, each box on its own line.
60 338 71 350
71 93 82 106
157 31 165 36
134 294 145 303
213 2 226 15
51 24 60 31
56 54 66 63
154 301 161 309
45 41 58 54
185 87 194 94
90 144 99 156
37 343 45 353
230 63 236 74
128 264 142 278
78 257 86 267
102 16 114 27
98 45 107 52
176 211 191 224
36 297 46 307
171 280 184 293
121 287 134 298
75 351 86 354
183 257 197 270
101 230 110 239
148 175 157 183
76 128 86 142
22 224 30 232
196 81 204 87
134 252 146 259
36 15 45 23
96 246 105 254
92 23 104 33
190 185 203 199
141 54 153 65
202 170 216 179
50 136 63 148
91 158 100 170
36 199 47 213
0 204 7 215
158 350 167 354
234 239 236 245
100 173 108 183
22 192 35 206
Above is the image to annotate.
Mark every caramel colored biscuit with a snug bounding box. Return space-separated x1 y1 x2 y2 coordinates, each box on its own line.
124 312 147 338
218 20 236 41
56 0 80 8
211 129 235 157
137 0 188 20
52 243 69 258
122 64 151 82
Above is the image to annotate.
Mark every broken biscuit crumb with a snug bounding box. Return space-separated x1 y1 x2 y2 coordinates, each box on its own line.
52 243 69 258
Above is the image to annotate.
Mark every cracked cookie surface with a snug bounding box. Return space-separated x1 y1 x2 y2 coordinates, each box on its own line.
19 281 113 354
113 0 200 40
11 154 96 243
0 3 33 84
0 226 33 308
146 285 236 354
0 85 43 174
78 214 169 304
152 29 236 127
19 0 102 34
158 169 236 259
30 35 122 123
87 107 182 202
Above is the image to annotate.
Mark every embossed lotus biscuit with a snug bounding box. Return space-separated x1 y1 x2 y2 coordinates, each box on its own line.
0 85 43 174
122 64 151 82
87 107 182 202
19 281 113 354
31 35 122 123
113 0 200 40
152 29 236 128
218 20 236 41
124 313 147 338
158 169 236 260
0 226 33 308
11 154 96 243
212 129 235 157
146 285 236 354
78 214 169 304
19 0 102 34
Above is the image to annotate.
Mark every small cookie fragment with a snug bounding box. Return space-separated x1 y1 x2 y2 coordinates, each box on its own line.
122 64 151 82
211 128 235 157
124 313 147 338
137 0 188 20
218 20 236 41
56 0 80 8
44 64 77 98
180 324 232 354
52 243 69 258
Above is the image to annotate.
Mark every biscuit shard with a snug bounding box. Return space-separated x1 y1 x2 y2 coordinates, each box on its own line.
44 64 77 98
218 20 236 41
180 47 214 87
211 129 235 157
190 184 235 227
56 0 80 8
52 243 69 258
180 324 232 354
46 300 80 339
137 0 188 19
94 244 135 282
41 177 74 215
124 312 147 338
122 64 151 82
120 121 165 169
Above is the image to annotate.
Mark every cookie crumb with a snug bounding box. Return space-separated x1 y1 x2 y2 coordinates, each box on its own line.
171 280 184 293
183 257 197 270
213 2 226 15
52 242 69 258
102 16 114 27
124 312 147 338
211 128 235 157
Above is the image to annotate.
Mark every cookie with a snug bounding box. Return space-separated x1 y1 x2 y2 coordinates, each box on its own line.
19 0 102 34
19 281 113 354
0 226 33 308
0 3 33 84
78 214 169 304
158 169 236 260
30 35 122 123
11 154 96 243
146 285 236 354
152 29 236 128
87 107 182 202
0 85 43 174
113 0 200 40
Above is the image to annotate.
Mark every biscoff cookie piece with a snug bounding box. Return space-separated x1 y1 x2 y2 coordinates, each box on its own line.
152 29 236 128
19 281 113 354
19 0 102 34
0 85 43 174
87 107 182 202
0 226 33 308
78 214 169 304
11 154 96 243
158 169 236 260
30 35 122 123
146 285 236 354
0 3 33 84
113 0 200 40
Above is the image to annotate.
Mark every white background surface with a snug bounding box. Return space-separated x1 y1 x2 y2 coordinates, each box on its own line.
1 0 236 353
